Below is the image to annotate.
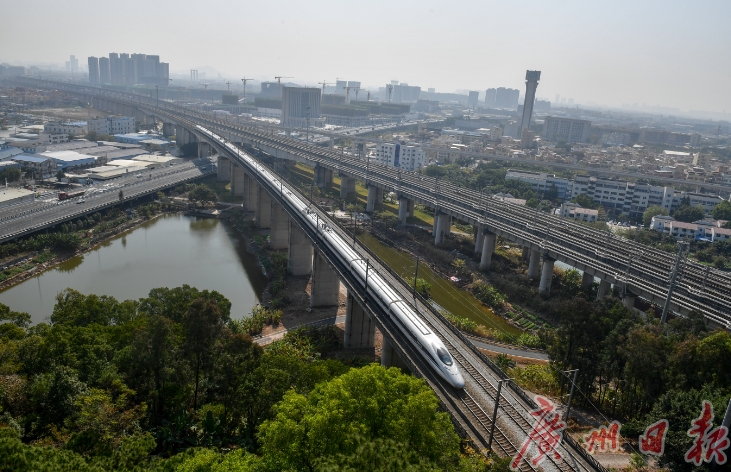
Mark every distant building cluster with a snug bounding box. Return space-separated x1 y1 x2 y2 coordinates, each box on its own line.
87 53 170 87
506 169 725 218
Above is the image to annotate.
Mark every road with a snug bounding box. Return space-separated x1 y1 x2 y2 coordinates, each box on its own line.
0 161 215 242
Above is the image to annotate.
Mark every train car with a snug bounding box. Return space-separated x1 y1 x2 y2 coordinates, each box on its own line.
199 126 465 389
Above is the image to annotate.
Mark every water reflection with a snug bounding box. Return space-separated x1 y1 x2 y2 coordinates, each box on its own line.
0 214 267 324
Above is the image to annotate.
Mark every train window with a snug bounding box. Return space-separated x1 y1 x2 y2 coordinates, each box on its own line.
436 347 453 366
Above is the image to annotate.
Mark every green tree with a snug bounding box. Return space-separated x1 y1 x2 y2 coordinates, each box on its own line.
0 167 22 182
673 204 706 223
188 184 218 206
570 193 599 210
711 200 731 220
723 221 731 229
405 276 431 298
643 205 669 227
258 364 461 471
182 298 223 410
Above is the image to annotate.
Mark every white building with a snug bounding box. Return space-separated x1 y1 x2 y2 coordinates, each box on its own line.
560 203 598 222
44 121 88 136
88 117 135 136
374 143 428 171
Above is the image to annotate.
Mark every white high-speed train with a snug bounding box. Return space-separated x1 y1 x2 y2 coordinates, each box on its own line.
199 126 465 389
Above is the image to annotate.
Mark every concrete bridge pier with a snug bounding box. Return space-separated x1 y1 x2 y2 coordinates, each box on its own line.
398 198 410 224
434 213 451 245
527 249 541 279
581 271 595 289
380 338 409 372
474 226 485 254
270 203 289 250
314 165 327 188
539 256 556 295
175 125 184 145
256 187 272 228
339 175 356 198
329 137 335 149
407 200 415 217
366 186 378 212
231 165 245 197
198 141 211 158
146 115 156 126
344 290 375 349
479 232 496 271
310 251 340 307
597 280 611 299
217 156 231 182
521 247 530 261
243 173 257 211
622 292 637 311
288 222 313 276
162 122 175 137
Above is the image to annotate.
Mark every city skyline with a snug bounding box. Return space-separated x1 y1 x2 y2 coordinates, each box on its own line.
1 0 730 114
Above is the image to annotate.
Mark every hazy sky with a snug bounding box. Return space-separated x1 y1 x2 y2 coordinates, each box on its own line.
3 0 730 112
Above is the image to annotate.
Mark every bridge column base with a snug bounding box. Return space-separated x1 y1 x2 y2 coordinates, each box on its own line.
623 293 637 311
198 141 211 158
366 186 378 212
581 271 595 288
217 156 231 182
539 257 555 295
380 338 410 372
398 198 409 224
407 199 415 217
522 247 530 261
479 233 496 271
162 122 174 137
231 165 244 197
270 203 289 250
344 290 375 349
474 225 485 253
527 249 541 279
256 187 272 228
310 251 340 307
597 280 611 299
244 173 257 211
288 221 313 276
434 213 451 245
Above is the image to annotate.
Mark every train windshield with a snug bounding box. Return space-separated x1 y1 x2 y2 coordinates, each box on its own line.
436 347 453 366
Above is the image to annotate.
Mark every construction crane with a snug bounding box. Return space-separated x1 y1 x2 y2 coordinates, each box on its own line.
225 81 233 91
343 86 359 104
354 87 362 102
387 84 393 103
274 76 293 98
318 80 332 95
241 78 252 103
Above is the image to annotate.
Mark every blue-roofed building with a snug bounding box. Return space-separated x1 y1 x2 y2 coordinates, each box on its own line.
40 150 96 171
12 154 58 178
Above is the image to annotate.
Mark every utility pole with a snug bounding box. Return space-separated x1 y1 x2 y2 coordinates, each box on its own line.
661 240 689 324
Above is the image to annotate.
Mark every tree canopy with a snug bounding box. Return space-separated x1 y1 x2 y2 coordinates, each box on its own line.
643 205 669 227
711 200 731 220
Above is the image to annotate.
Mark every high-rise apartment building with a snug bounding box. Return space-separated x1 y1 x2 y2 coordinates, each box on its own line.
336 80 347 96
520 70 541 133
468 91 479 107
281 87 321 127
109 53 122 84
389 83 421 103
88 57 99 86
98 57 110 84
543 116 590 143
485 88 497 107
494 87 519 109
